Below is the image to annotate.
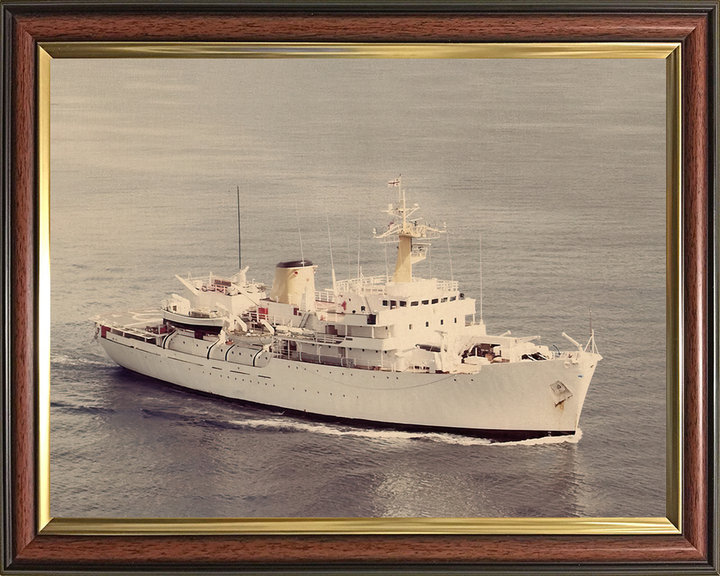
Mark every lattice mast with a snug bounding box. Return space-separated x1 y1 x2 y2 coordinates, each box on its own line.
374 177 444 283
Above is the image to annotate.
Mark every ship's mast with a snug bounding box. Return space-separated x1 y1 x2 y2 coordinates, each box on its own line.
236 185 242 271
375 177 444 283
394 177 413 282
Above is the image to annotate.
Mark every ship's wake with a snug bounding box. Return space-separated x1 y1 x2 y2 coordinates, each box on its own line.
52 353 113 367
137 404 583 446
227 415 583 446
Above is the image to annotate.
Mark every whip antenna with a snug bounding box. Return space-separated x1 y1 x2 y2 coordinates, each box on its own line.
479 232 483 322
236 185 242 270
325 207 337 294
445 223 453 281
295 199 305 263
357 210 361 278
347 235 351 280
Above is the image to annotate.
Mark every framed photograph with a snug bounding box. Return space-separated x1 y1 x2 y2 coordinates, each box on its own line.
2 2 717 574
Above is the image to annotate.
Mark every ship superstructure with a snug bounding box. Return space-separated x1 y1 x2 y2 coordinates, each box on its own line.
94 179 601 439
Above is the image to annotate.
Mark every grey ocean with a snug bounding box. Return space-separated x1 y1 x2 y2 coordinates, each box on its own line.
50 58 666 518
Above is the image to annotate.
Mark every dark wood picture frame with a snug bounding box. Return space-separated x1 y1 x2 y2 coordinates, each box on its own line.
1 2 717 573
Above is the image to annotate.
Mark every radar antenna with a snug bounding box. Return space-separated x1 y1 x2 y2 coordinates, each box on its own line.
374 177 445 282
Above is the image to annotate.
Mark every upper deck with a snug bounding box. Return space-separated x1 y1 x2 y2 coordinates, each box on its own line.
323 275 460 302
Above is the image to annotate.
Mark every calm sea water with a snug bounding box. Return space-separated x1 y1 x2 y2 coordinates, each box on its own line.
49 57 666 518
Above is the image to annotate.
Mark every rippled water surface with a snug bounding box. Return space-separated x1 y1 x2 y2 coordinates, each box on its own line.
50 58 666 518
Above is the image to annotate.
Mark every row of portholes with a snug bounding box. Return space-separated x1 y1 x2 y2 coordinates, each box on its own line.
287 363 400 380
182 364 365 400
199 370 276 388
290 386 358 400
292 365 354 377
196 369 364 399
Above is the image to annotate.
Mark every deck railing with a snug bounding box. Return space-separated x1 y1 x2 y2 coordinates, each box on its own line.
315 290 336 303
333 275 459 295
335 275 388 294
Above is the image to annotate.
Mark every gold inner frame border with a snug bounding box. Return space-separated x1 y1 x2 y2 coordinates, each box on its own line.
36 41 682 537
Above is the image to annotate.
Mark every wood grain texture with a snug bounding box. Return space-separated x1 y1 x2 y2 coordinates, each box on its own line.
14 12 704 42
11 534 706 566
10 19 37 560
4 4 716 572
681 7 709 560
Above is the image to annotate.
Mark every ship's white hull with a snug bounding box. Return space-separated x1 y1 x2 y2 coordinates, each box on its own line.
98 329 599 439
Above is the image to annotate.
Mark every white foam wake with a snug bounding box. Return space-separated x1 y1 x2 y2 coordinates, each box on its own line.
51 353 113 367
230 416 582 447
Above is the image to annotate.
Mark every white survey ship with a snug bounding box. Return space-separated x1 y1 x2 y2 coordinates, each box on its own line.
94 179 601 440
